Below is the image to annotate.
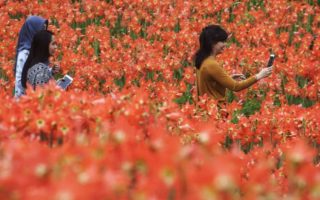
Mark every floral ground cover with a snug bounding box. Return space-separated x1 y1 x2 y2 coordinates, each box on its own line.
0 0 319 199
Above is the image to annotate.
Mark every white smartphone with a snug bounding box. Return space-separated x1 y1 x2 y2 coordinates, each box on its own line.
57 74 73 90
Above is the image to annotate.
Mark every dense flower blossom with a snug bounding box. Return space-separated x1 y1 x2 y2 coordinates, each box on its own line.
0 0 319 199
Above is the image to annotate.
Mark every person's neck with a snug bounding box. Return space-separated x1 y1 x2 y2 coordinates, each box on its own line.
211 52 217 58
211 49 218 57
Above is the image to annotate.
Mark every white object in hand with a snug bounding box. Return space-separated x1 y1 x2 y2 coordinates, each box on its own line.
57 74 73 90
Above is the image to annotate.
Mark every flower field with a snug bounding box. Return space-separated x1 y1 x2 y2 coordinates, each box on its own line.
0 0 320 199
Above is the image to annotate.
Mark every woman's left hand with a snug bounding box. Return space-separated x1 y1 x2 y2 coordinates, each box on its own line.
52 65 61 74
231 73 246 80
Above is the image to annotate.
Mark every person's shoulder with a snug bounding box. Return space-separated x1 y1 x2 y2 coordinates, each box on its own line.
28 63 50 75
34 62 48 66
31 62 49 69
201 56 220 71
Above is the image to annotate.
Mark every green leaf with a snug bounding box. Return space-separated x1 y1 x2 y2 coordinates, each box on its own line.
109 14 128 38
273 95 281 107
181 59 191 68
0 67 9 82
8 13 24 20
50 17 60 28
146 71 154 81
130 31 138 40
226 90 237 103
173 83 194 105
241 98 261 117
173 20 181 33
295 75 309 88
92 40 101 62
228 7 235 23
173 95 188 105
222 135 233 149
231 110 240 124
173 68 184 82
114 74 126 90
132 79 140 87
306 14 314 33
163 45 170 56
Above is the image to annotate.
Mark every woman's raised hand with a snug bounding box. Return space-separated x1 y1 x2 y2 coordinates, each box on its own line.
255 66 273 80
231 73 246 81
52 65 61 74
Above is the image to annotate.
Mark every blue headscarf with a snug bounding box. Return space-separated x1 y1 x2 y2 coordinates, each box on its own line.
14 16 48 72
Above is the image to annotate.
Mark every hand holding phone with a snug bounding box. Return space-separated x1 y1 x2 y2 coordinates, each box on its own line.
57 74 73 90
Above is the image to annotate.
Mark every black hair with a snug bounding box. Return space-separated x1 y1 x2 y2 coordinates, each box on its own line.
194 25 228 69
21 30 54 88
44 20 49 30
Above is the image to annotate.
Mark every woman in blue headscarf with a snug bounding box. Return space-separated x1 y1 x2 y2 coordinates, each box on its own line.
21 30 58 91
14 15 48 98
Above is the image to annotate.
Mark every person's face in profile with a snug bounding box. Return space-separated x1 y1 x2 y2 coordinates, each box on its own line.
49 36 57 56
212 33 232 55
212 41 226 55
